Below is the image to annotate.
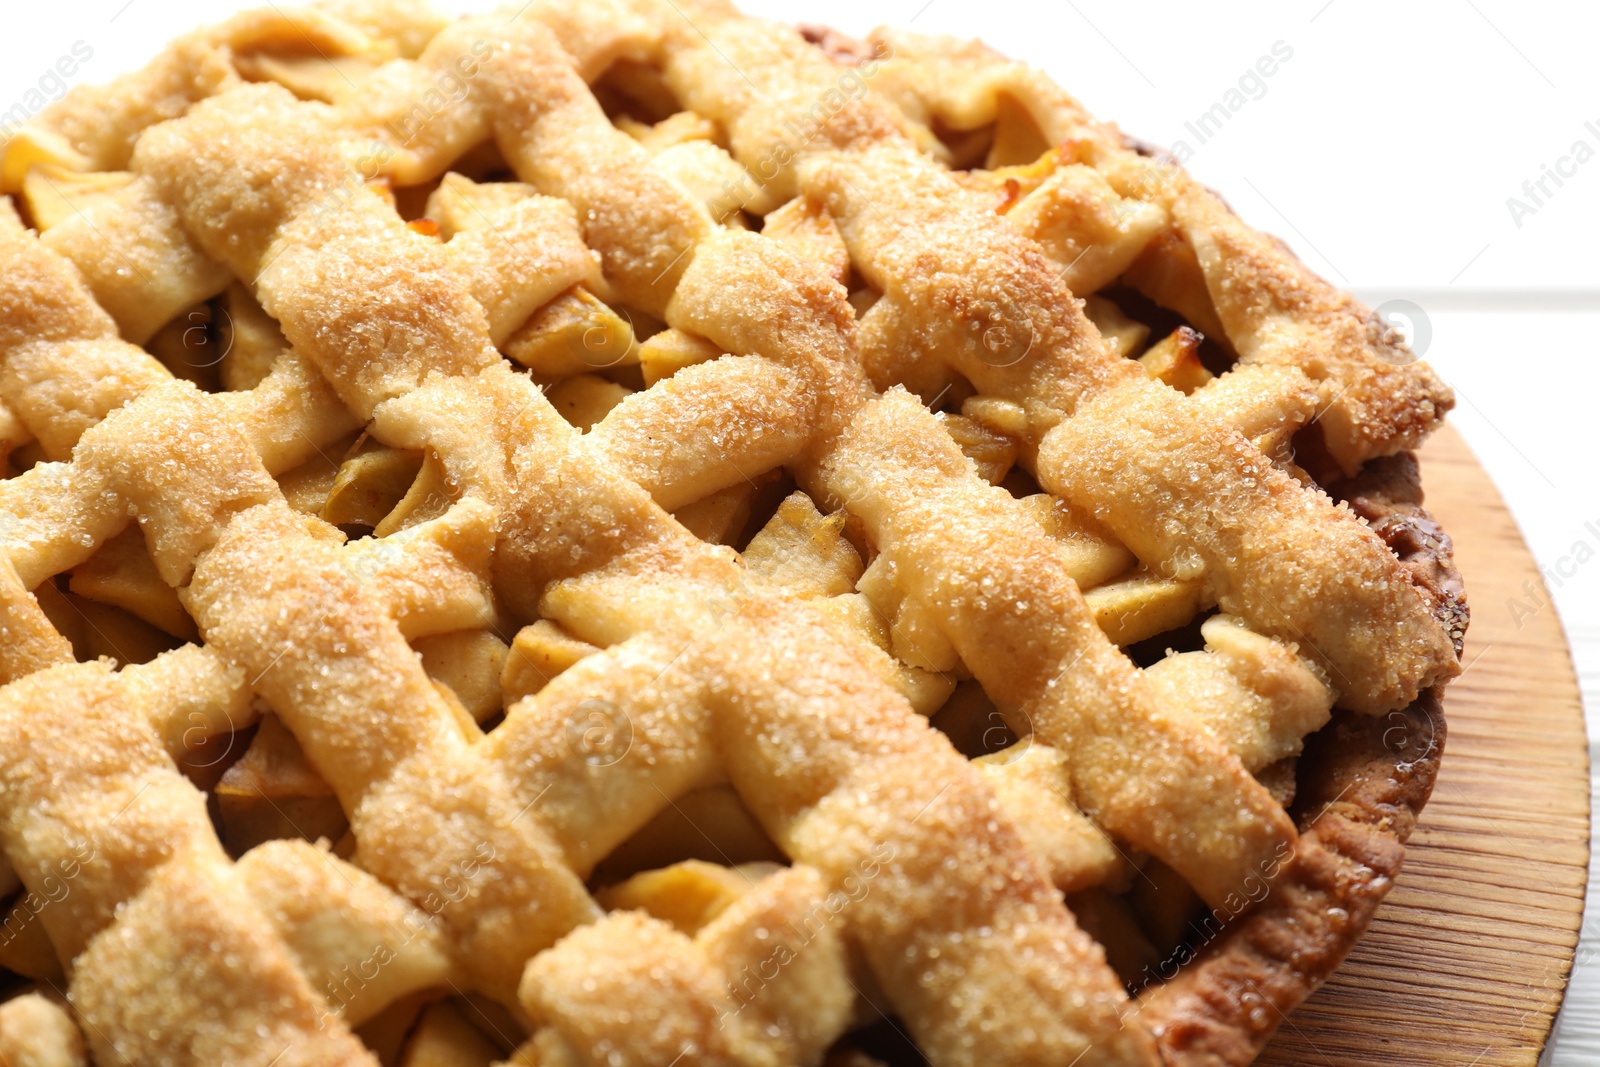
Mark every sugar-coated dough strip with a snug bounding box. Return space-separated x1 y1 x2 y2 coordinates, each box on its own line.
1144 615 1334 773
486 633 720 876
74 859 377 1067
1137 692 1444 1062
1188 363 1319 443
335 17 501 186
370 363 739 629
0 204 169 459
524 912 759 1067
523 866 854 1067
0 661 221 963
318 0 450 56
136 83 500 419
72 380 281 587
0 37 237 191
212 350 364 477
822 388 1295 907
810 22 1447 476
374 377 1158 1067
187 498 601 1001
116 77 915 1036
863 26 1105 148
0 336 169 464
0 993 86 1067
1002 163 1170 296
975 745 1124 892
428 175 602 346
0 558 74 687
120 642 257 753
4 172 355 484
0 662 378 1065
484 15 712 314
665 230 869 443
333 1 666 186
658 1 910 205
799 142 1143 417
590 354 814 510
37 175 231 345
1169 187 1454 473
5 357 598 1008
235 839 455 1027
0 462 126 591
339 499 498 639
513 0 666 82
710 598 1158 1067
691 865 857 1061
1036 377 1458 713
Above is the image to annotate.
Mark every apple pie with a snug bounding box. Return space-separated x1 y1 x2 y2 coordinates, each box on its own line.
0 1 1465 1065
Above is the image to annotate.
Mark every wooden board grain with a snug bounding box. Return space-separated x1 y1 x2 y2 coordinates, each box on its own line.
1257 423 1591 1066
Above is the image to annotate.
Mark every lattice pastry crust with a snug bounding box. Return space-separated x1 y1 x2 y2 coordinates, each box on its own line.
0 2 1464 1065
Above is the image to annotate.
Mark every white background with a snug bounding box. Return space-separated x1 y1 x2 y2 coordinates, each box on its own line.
4 1 1598 1060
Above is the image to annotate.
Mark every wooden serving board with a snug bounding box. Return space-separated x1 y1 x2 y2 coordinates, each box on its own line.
1257 423 1591 1066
